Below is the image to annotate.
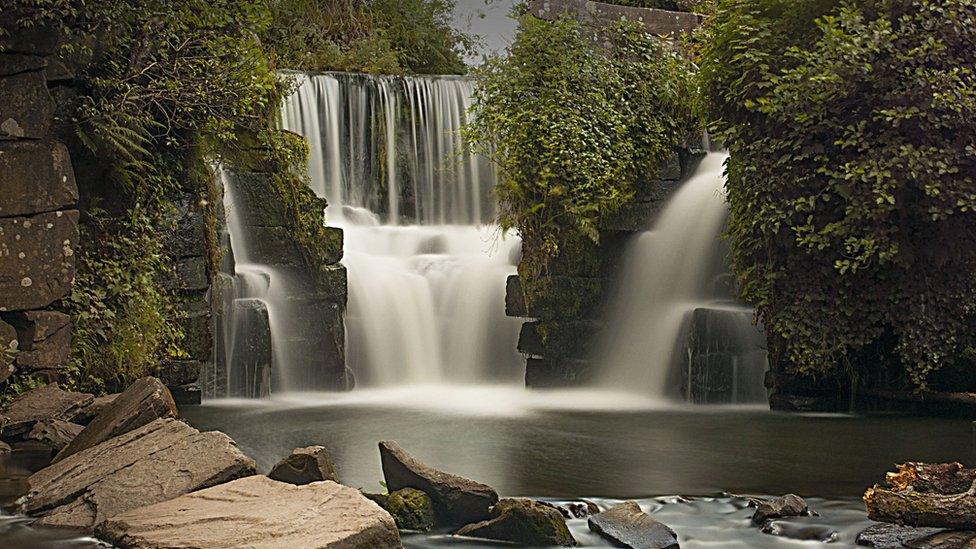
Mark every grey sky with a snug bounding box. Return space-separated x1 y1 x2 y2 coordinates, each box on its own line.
451 0 518 63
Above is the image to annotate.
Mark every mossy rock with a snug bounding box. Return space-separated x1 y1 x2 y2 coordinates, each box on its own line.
386 488 437 532
520 276 603 321
456 498 577 546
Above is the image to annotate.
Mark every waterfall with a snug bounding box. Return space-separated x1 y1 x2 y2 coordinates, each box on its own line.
596 153 768 402
280 72 522 388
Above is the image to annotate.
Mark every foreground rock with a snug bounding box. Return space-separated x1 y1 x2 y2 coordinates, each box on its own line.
379 440 498 525
456 498 577 546
26 418 83 452
752 494 810 524
588 501 679 549
268 445 338 485
54 376 176 462
865 462 976 529
22 417 256 531
0 383 92 439
385 488 437 532
96 475 402 548
761 520 837 542
73 394 119 425
543 500 600 520
855 523 976 548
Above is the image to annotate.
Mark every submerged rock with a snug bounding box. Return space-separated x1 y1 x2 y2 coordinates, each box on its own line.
0 383 92 439
22 417 256 532
96 476 402 548
456 498 577 547
268 445 338 485
856 523 950 548
54 376 177 462
379 440 498 525
752 494 810 524
588 501 679 549
386 488 437 532
761 520 837 542
26 418 82 452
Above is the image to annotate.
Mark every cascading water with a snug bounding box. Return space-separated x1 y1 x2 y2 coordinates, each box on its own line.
596 153 768 402
280 72 522 388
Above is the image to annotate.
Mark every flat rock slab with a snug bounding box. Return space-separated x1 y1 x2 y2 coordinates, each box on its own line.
0 383 92 439
27 418 83 451
588 501 679 549
268 445 339 485
379 440 498 525
456 498 576 547
96 475 402 549
55 376 177 462
23 417 256 532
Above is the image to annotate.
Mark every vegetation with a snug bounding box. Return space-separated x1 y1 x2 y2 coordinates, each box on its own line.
262 0 475 74
465 15 701 274
605 0 716 12
701 0 976 390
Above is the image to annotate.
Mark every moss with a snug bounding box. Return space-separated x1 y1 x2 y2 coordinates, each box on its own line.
386 488 436 532
520 276 603 321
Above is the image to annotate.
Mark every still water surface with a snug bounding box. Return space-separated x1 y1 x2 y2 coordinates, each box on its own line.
1 386 971 548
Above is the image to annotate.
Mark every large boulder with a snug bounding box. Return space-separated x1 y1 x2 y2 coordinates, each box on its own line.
55 376 177 462
379 440 499 525
588 501 679 549
0 383 92 439
22 417 256 531
752 494 810 525
0 140 78 217
456 498 577 547
268 445 339 485
26 418 83 452
96 475 402 548
386 488 437 532
0 210 79 311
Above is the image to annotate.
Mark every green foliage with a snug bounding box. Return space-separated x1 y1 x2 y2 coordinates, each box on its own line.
604 0 716 12
701 0 976 389
464 15 701 273
263 0 475 75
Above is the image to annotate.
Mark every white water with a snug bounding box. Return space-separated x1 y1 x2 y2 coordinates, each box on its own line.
597 153 734 397
280 73 521 388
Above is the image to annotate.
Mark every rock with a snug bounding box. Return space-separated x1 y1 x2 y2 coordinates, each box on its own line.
54 376 178 462
856 523 948 548
752 494 810 524
456 498 577 546
0 54 47 77
0 319 17 382
0 70 54 139
761 520 837 542
0 383 93 438
268 445 339 485
164 256 209 292
0 439 10 455
73 394 119 425
505 275 527 317
96 475 402 548
0 21 60 56
363 492 390 508
26 418 82 452
527 0 701 37
23 417 257 531
588 501 679 549
542 500 600 520
11 314 71 370
0 210 78 311
0 140 78 217
379 440 499 525
156 360 204 387
386 488 437 532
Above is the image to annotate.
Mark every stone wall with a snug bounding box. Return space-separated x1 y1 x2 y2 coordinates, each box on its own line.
0 26 79 386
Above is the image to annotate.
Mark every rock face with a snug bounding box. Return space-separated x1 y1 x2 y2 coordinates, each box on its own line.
752 494 809 525
379 440 499 525
456 498 577 547
0 69 53 139
0 210 79 311
0 140 78 217
6 310 72 370
23 417 256 531
0 383 92 438
55 376 177 462
268 445 339 485
386 488 437 532
26 418 83 451
588 501 679 549
96 475 402 549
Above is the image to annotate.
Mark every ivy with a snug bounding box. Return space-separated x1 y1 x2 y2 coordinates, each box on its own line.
701 0 976 389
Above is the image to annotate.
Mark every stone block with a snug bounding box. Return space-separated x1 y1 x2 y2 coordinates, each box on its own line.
0 21 59 56
161 194 207 259
164 256 209 292
180 309 213 361
525 357 593 388
14 318 70 370
0 140 78 217
0 210 78 311
505 275 527 318
521 276 604 321
518 320 602 359
245 226 306 268
0 70 54 139
224 170 293 227
156 360 204 387
0 53 46 77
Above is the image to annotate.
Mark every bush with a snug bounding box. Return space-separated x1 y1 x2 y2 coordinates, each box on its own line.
465 15 700 273
701 0 976 389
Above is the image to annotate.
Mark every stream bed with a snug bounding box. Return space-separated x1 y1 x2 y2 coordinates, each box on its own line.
1 386 971 548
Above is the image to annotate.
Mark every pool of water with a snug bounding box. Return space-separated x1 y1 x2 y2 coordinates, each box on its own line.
2 386 972 547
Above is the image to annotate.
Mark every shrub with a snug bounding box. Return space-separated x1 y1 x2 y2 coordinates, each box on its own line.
701 0 976 389
465 15 701 273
